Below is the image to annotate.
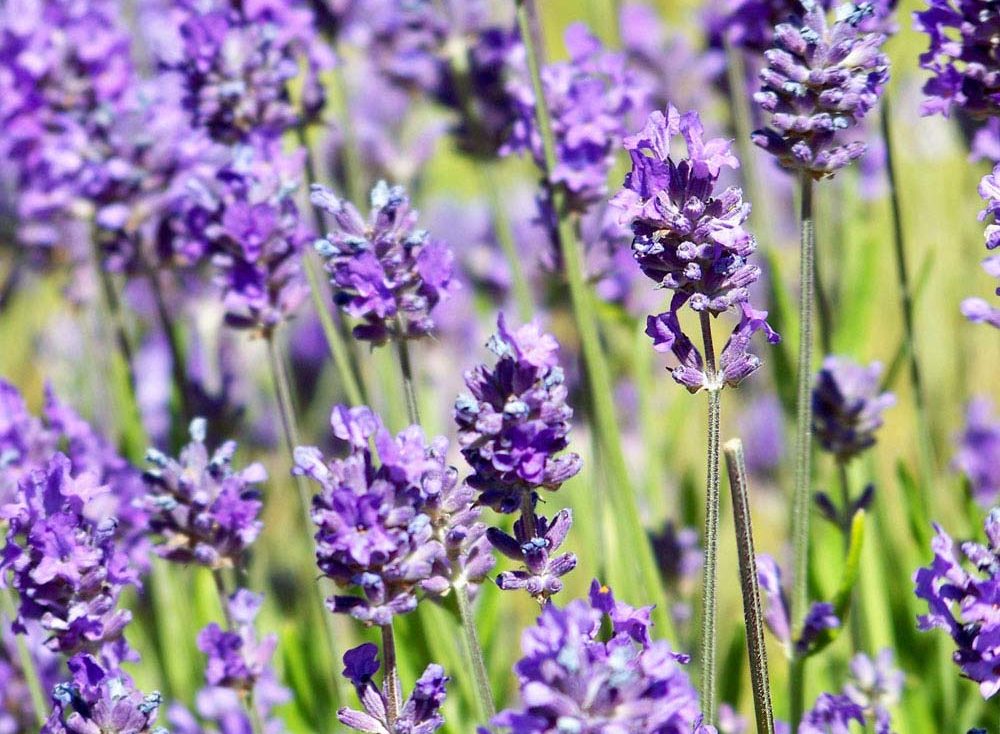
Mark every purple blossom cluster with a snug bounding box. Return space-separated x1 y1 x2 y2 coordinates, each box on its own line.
953 398 1000 507
197 590 280 695
295 405 490 625
504 23 649 212
339 642 448 734
843 649 904 733
612 106 779 393
143 417 266 569
311 181 457 344
706 0 832 53
963 163 1000 328
812 357 896 462
488 507 577 601
914 507 1000 698
490 581 701 733
757 554 840 656
454 314 581 514
753 1 890 178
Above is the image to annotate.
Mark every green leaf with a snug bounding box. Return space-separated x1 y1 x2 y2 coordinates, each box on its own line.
807 510 865 657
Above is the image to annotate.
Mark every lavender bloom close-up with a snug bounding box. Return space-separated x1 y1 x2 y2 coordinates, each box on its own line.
197 590 278 695
487 507 577 601
752 1 890 178
964 163 1000 328
757 554 840 656
914 507 1000 698
811 356 896 462
953 398 1000 507
454 314 581 513
844 649 903 734
311 180 457 345
491 580 700 733
797 693 866 734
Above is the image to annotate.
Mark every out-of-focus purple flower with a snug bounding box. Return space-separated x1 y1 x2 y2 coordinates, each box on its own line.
311 180 457 344
738 393 786 476
757 554 840 656
844 649 903 733
143 418 265 570
454 314 582 514
915 507 1000 698
965 163 1000 328
915 0 1000 120
491 580 700 733
43 653 164 734
338 642 448 734
753 2 889 178
504 23 649 212
0 623 61 732
198 590 278 693
650 520 703 628
717 704 749 734
1 454 137 665
705 0 830 53
296 406 482 625
488 507 577 602
811 357 895 462
798 693 865 734
169 680 289 734
954 398 1000 507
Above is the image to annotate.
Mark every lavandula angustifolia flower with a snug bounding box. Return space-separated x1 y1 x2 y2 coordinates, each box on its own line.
197 590 282 698
310 181 457 345
650 520 704 630
915 507 1000 698
796 693 865 734
752 1 890 178
843 649 903 734
339 642 448 734
812 357 895 462
43 653 165 734
963 163 1000 328
954 398 1000 507
142 418 266 570
757 555 841 658
489 581 700 733
487 508 576 601
1 454 137 666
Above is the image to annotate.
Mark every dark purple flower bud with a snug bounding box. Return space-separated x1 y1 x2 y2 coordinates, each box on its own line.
953 398 1000 507
143 418 265 570
491 580 701 733
489 508 577 602
811 356 895 461
914 508 1000 698
342 642 380 690
311 180 457 345
454 313 582 513
753 1 889 178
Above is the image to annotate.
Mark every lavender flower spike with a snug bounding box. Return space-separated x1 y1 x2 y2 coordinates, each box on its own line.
811 357 896 462
197 590 279 695
488 508 577 601
963 163 1000 329
914 507 1000 698
953 398 1000 507
454 313 582 513
310 180 457 344
753 1 890 178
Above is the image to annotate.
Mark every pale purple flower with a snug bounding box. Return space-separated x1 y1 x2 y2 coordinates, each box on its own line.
198 590 278 693
757 554 840 656
811 357 896 461
954 398 1000 507
844 649 903 734
966 163 1000 328
798 693 865 734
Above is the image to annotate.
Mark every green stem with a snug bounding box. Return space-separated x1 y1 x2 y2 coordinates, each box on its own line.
790 172 816 732
395 335 421 426
789 656 805 731
724 439 776 734
513 0 675 640
455 585 497 724
479 164 535 322
699 313 721 725
1 586 47 727
381 623 402 726
836 462 866 653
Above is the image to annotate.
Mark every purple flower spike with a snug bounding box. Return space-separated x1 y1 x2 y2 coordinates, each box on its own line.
197 590 278 694
965 164 1000 328
488 508 577 602
1 454 137 665
143 418 266 570
798 693 866 734
811 356 896 461
491 580 700 733
844 649 903 733
338 644 448 734
454 314 582 513
915 508 1000 699
311 180 457 345
753 1 890 178
954 398 1000 507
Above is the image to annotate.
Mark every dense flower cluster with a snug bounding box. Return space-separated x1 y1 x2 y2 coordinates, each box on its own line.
454 314 581 513
706 0 831 53
505 23 649 211
613 106 779 393
339 642 448 734
1 454 137 664
197 590 279 694
488 507 577 601
752 1 889 178
915 507 1000 698
954 398 1000 507
311 181 457 344
296 405 484 624
964 163 1000 328
758 555 840 656
491 580 700 733
143 417 265 569
43 653 165 734
811 357 896 462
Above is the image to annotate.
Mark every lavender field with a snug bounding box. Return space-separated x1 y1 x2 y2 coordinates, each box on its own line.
1 0 999 732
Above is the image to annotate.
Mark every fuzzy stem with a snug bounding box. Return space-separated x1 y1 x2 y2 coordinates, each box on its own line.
513 0 676 641
698 313 721 725
790 171 816 733
395 335 421 426
381 623 402 726
725 439 776 734
1 585 47 727
455 584 497 724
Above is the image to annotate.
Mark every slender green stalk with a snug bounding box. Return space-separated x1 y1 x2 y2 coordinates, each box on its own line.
381 623 402 725
395 336 421 426
328 62 368 208
836 462 867 653
455 585 497 723
724 439 776 734
1 586 47 726
790 172 816 733
789 656 805 730
143 259 193 425
479 164 535 322
698 313 721 725
513 0 676 640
